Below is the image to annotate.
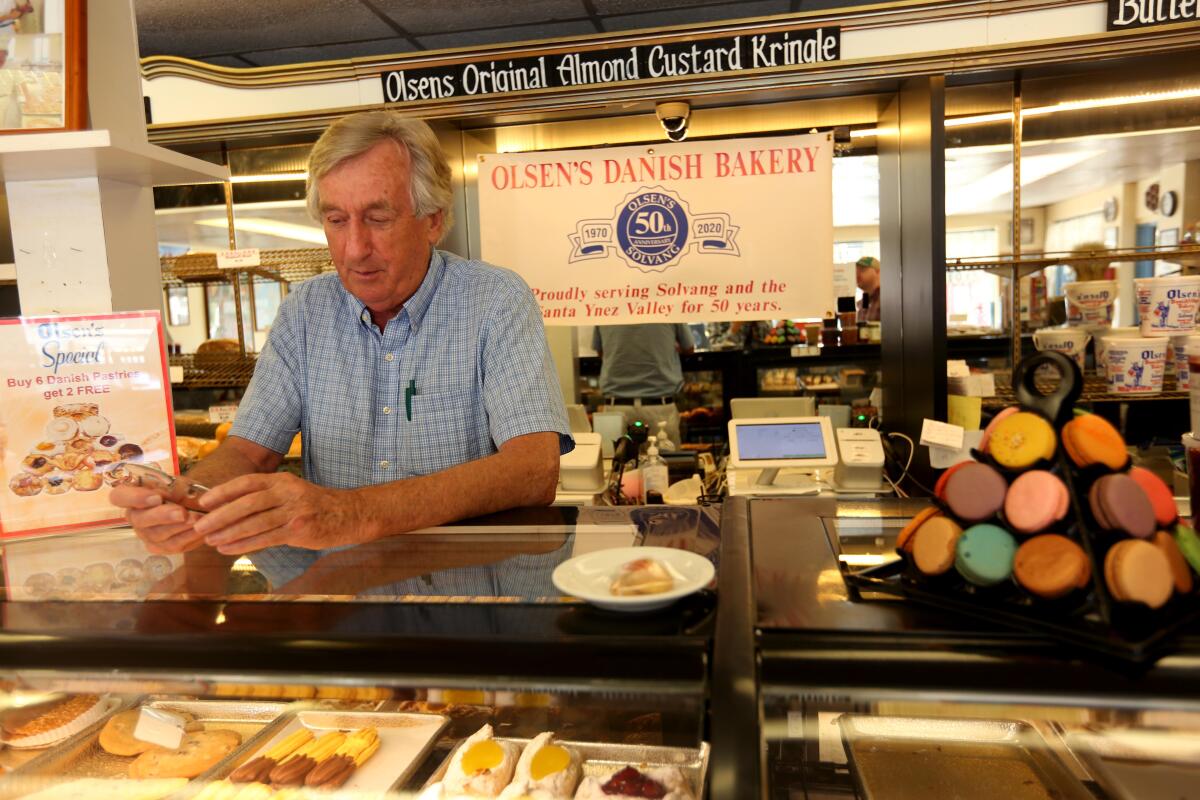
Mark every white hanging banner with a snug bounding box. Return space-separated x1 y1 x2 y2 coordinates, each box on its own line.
478 133 834 325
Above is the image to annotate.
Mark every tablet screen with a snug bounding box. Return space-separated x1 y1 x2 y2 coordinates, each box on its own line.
734 421 827 460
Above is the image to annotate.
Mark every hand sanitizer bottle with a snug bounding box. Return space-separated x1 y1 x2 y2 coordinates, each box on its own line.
655 420 677 452
641 436 669 504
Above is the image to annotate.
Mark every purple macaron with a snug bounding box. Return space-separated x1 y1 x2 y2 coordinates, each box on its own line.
940 461 1008 522
1088 473 1155 539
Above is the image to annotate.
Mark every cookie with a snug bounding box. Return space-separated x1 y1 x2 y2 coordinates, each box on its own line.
1062 413 1128 470
1105 539 1173 609
986 412 1056 469
955 524 1017 586
72 470 104 492
1013 534 1091 599
100 709 160 757
1088 473 1155 539
938 462 1007 522
1128 467 1178 527
912 516 963 576
1153 531 1194 595
1004 471 1070 535
43 472 72 495
9 473 44 497
128 730 242 779
21 454 53 475
896 506 941 553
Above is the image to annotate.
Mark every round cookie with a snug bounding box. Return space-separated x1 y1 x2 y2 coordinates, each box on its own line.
1153 531 1194 595
128 729 241 779
1173 523 1200 577
1013 534 1091 599
1088 473 1155 538
911 516 963 576
9 473 43 497
938 462 1008 522
955 524 1017 586
1128 467 1177 527
896 505 941 553
1104 539 1173 609
986 412 1056 469
1062 413 1128 470
1004 470 1069 534
933 461 972 499
99 709 159 757
978 406 1018 452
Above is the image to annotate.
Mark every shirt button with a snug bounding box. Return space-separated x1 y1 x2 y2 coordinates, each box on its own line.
383 406 392 415
379 460 390 469
384 353 394 362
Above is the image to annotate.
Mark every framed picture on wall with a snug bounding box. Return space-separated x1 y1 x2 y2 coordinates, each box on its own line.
0 0 86 133
1160 228 1180 247
166 286 190 326
1006 218 1035 246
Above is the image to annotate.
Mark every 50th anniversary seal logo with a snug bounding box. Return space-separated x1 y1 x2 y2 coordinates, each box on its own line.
568 186 740 273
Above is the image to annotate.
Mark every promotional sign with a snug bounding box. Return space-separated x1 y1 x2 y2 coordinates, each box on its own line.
0 312 177 539
1107 0 1200 31
478 133 834 324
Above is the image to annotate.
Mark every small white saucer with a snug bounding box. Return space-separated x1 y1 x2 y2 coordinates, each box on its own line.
551 546 715 611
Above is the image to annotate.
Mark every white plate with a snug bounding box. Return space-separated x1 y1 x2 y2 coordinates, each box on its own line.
551 546 715 611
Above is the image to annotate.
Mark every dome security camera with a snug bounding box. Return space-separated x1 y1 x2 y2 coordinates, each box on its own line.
655 101 691 138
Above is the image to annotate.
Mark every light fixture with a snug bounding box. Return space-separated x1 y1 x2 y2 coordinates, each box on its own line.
227 171 308 184
946 150 1103 214
196 217 327 244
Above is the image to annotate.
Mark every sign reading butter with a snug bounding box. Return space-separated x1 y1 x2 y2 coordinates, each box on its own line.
1108 0 1200 30
0 312 177 539
382 29 839 102
478 134 833 324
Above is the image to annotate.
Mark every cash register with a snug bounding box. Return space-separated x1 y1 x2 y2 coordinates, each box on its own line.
726 416 886 496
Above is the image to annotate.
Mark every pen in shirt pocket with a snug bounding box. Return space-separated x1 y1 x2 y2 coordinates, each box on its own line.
405 379 417 421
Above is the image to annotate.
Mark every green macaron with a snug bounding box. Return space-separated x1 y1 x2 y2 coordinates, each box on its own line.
955 524 1018 586
1173 522 1200 577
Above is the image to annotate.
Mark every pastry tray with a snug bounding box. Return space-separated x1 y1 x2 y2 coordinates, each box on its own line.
0 700 290 797
205 709 449 793
1063 729 1200 800
423 737 709 799
838 715 1090 800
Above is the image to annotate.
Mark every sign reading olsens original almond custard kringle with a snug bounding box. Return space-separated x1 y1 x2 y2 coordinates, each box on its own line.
0 312 177 539
478 133 833 325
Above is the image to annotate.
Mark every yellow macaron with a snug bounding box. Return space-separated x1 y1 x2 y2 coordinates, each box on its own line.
986 411 1056 469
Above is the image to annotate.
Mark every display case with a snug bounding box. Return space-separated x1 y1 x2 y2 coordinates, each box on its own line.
731 496 1200 799
0 505 719 799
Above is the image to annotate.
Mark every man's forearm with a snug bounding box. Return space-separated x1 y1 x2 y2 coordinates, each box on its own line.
352 433 560 539
184 438 279 487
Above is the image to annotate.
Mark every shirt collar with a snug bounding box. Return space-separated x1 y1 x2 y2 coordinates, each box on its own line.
342 249 446 333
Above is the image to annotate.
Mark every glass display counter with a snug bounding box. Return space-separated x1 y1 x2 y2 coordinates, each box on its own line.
0 505 720 799
732 496 1200 800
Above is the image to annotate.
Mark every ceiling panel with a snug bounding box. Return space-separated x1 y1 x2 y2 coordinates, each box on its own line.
372 0 593 35
415 20 601 51
134 0 395 58
601 1 792 31
242 38 420 68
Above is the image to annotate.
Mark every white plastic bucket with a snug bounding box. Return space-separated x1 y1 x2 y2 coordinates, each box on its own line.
1176 333 1200 391
1105 336 1167 394
1064 279 1118 329
1135 275 1200 336
1095 327 1140 374
1032 327 1091 370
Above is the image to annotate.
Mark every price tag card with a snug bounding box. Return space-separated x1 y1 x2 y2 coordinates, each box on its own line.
207 405 239 423
920 418 965 451
216 248 261 269
0 313 176 539
169 365 185 384
133 707 187 750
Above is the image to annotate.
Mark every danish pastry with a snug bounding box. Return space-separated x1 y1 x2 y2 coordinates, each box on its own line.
66 438 94 455
79 415 110 438
53 403 100 420
10 473 44 496
43 472 71 495
53 452 87 471
21 454 53 475
44 417 78 441
72 470 104 492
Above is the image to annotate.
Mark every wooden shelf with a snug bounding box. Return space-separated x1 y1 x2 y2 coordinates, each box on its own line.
0 129 228 185
162 247 333 285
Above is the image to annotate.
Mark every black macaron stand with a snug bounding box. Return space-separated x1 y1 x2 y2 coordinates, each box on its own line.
843 351 1200 663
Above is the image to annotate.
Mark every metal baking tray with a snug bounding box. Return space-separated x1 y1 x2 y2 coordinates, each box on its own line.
1064 730 1200 800
203 709 448 793
0 699 290 794
423 737 709 799
839 715 1091 800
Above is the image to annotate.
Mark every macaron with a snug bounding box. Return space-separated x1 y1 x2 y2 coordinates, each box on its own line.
1013 534 1092 599
938 462 1007 522
933 461 971 500
955 524 1017 586
1062 413 1128 470
896 505 941 554
1104 539 1174 609
1153 530 1194 595
1128 466 1178 527
1088 473 1156 539
986 412 1056 469
979 406 1018 452
1173 522 1200 576
1004 470 1070 534
911 516 964 576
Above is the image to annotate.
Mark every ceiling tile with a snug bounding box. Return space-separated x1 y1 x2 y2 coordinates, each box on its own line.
372 0 592 35
135 0 394 58
240 38 420 67
600 1 792 31
199 54 261 68
416 20 599 51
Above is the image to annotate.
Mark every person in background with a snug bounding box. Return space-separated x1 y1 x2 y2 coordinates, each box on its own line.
855 255 881 322
593 323 694 447
112 110 572 577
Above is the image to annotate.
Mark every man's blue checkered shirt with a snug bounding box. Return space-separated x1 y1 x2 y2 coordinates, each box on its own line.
230 249 573 585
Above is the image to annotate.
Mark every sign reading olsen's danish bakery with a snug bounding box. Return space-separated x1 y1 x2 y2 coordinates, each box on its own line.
0 312 177 539
382 28 839 102
478 133 833 324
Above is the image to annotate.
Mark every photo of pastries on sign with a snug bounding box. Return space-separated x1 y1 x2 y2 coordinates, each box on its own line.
8 402 157 498
21 554 175 600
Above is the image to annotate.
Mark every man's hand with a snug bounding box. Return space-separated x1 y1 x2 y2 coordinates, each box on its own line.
109 484 208 554
193 472 370 555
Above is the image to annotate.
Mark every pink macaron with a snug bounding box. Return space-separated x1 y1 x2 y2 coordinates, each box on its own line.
1004 470 1070 535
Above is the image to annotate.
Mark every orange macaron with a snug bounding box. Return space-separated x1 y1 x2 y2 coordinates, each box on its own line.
1128 466 1178 527
897 505 942 554
1062 413 1128 470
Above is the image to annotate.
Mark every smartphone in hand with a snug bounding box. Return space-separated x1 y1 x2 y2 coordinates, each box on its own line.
120 462 211 513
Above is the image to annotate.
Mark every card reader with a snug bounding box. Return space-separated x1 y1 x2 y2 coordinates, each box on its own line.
832 428 885 490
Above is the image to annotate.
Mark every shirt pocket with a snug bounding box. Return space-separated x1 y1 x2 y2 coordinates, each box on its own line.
404 390 487 474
